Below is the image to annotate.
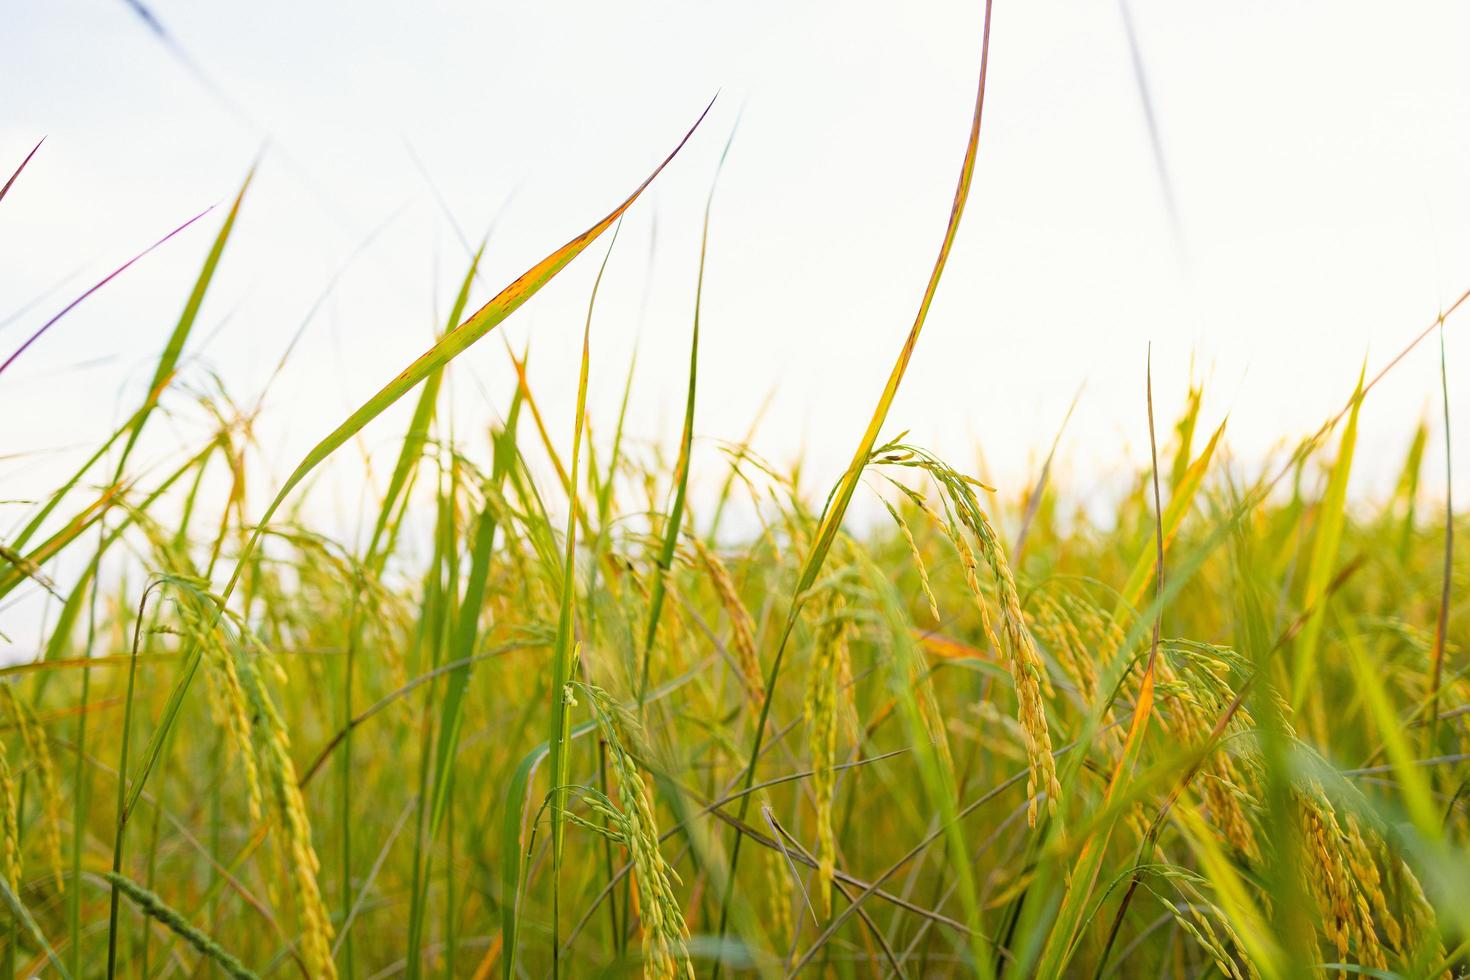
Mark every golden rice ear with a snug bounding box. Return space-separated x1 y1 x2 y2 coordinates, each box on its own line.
0 687 62 889
257 685 337 980
0 738 18 890
804 590 851 918
692 538 763 706
1149 879 1253 980
584 685 695 980
1288 784 1447 975
879 493 941 624
922 461 1062 825
205 632 264 826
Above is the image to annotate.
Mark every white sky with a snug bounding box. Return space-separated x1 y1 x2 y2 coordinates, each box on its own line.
3 0 1467 537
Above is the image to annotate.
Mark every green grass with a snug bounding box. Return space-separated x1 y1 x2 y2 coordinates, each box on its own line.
1 13 1468 978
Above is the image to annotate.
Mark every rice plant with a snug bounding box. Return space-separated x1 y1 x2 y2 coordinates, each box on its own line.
1 6 1467 978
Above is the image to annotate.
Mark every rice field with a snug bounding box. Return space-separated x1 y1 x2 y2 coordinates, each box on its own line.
2 10 1468 980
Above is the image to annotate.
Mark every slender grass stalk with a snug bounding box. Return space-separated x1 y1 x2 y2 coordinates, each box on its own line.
712 4 995 967
1088 346 1169 979
106 583 158 979
548 226 620 977
638 118 740 708
67 536 101 976
1427 321 1453 752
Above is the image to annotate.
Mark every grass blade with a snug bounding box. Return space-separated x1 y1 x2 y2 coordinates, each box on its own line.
1427 321 1454 749
1290 368 1363 708
638 118 740 702
116 170 254 469
0 207 214 378
712 2 995 965
546 226 621 978
0 872 71 979
122 99 713 824
236 100 713 569
0 137 44 207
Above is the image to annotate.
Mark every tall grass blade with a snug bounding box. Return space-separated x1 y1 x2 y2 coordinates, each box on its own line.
0 207 213 378
639 119 740 702
0 872 71 979
122 100 713 823
546 227 620 980
712 3 994 965
1037 347 1167 979
1290 369 1363 707
1427 322 1453 749
0 137 44 207
117 170 254 467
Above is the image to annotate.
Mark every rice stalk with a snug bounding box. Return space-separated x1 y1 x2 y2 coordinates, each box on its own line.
803 590 852 917
0 736 19 889
582 685 695 980
0 686 62 888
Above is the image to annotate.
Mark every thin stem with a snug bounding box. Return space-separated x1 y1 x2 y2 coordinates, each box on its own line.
107 583 159 979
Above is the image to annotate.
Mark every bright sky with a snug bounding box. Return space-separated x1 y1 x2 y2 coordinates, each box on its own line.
3 0 1467 538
